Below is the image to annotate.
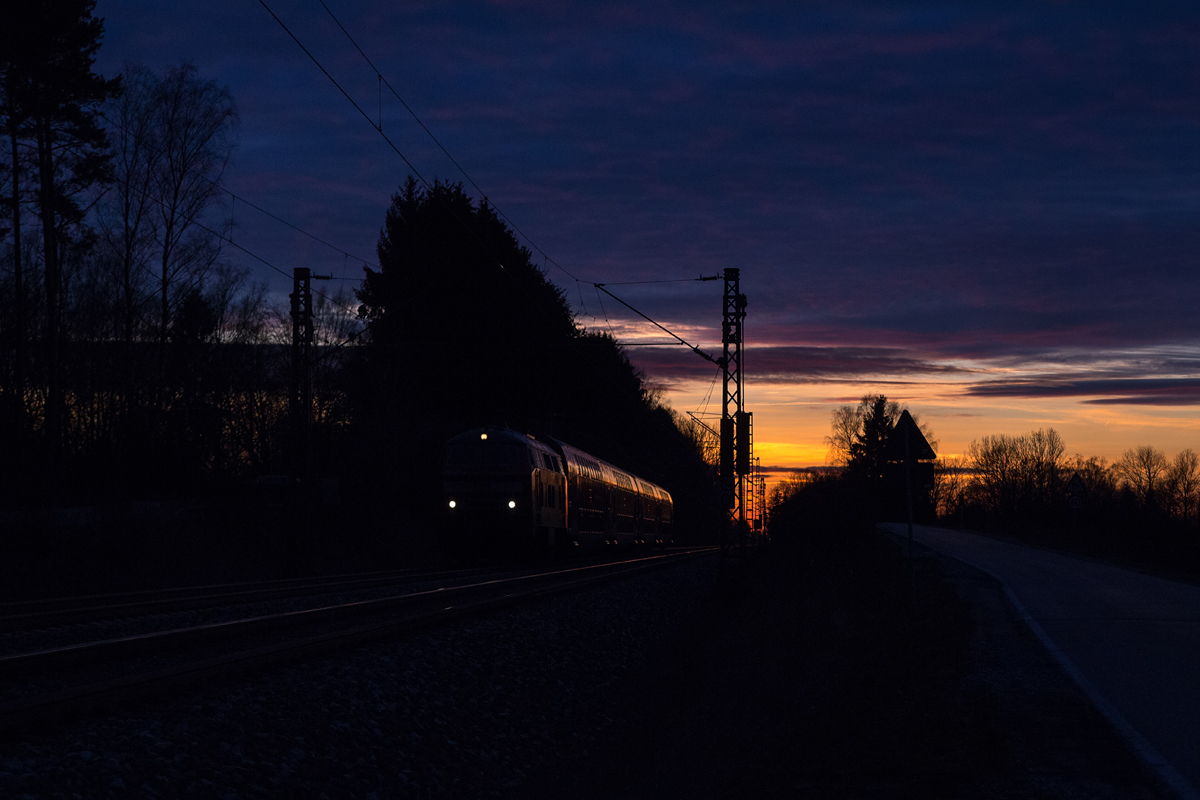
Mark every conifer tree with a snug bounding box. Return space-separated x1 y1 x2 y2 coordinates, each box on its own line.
2 0 120 457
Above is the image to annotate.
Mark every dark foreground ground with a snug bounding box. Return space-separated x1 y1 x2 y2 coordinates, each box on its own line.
520 528 1171 799
0 524 1175 798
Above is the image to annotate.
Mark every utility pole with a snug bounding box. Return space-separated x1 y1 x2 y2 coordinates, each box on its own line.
719 267 749 556
290 268 332 485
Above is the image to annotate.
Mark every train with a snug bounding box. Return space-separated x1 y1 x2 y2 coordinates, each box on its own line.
442 427 673 551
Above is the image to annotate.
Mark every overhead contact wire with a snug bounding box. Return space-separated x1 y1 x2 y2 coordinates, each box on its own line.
256 0 431 194
95 107 379 276
316 0 581 284
100 150 362 323
592 283 717 365
259 0 576 331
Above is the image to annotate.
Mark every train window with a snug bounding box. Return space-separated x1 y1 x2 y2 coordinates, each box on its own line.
448 440 520 469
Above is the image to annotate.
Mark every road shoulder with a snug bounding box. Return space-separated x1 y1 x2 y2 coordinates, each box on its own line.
918 538 1172 798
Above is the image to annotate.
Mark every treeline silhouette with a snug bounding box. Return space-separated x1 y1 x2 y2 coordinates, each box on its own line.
0 6 718 596
936 436 1200 577
770 394 1200 580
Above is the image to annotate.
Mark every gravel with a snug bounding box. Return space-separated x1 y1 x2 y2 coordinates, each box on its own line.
0 553 719 798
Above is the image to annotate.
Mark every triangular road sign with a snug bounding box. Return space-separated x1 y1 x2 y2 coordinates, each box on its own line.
884 410 937 462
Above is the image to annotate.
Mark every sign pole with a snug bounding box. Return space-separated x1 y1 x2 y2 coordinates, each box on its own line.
886 409 933 611
905 420 914 608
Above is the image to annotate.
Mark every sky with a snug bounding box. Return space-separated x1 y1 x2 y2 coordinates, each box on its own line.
91 0 1200 472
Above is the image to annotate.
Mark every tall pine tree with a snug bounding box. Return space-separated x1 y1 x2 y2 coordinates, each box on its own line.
2 0 120 462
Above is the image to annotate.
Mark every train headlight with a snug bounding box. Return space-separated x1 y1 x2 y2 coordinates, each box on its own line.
508 500 516 509
448 500 456 509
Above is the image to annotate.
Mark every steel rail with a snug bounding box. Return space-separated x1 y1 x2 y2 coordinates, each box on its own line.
0 548 717 737
0 566 496 633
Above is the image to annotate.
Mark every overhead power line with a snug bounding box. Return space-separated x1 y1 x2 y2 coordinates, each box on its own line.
258 0 580 331
316 0 582 286
95 139 363 323
179 208 361 322
95 107 379 279
599 277 721 285
256 0 433 198
592 283 718 366
224 189 379 274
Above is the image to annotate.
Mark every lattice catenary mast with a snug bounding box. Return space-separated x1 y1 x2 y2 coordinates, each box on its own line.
718 267 752 552
290 267 332 483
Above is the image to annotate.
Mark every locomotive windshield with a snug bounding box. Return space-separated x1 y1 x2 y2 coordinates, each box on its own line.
446 441 522 471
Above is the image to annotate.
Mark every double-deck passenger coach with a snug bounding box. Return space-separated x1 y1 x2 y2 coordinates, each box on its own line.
442 427 673 551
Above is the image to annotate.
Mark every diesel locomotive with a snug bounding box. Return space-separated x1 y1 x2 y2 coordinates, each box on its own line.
442 427 673 550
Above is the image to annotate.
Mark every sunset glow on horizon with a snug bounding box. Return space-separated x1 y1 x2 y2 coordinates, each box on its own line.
623 328 1200 473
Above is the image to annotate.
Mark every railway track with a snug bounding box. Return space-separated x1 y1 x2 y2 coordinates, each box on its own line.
0 565 493 633
0 547 716 738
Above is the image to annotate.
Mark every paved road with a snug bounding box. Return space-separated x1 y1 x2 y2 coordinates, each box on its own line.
880 522 1200 799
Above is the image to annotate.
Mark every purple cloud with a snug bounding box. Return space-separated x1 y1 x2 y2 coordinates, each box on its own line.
969 378 1200 406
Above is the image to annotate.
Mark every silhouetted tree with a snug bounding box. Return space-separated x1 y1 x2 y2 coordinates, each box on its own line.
966 429 1065 519
1165 449 1200 526
932 455 970 520
1 45 29 420
1114 445 1168 508
2 0 120 460
1022 428 1066 508
1065 454 1116 500
356 178 575 430
818 394 939 523
827 394 935 471
150 63 236 343
825 404 861 467
847 395 896 485
95 63 158 347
